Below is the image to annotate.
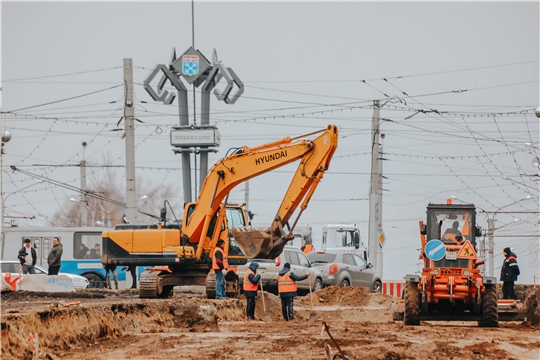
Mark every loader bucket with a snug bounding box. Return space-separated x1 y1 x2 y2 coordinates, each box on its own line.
232 227 288 259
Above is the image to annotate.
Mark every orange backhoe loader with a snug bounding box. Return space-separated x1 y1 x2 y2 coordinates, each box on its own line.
102 125 338 298
392 199 523 327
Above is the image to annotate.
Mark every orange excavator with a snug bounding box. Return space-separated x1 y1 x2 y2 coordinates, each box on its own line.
392 199 523 326
102 125 338 298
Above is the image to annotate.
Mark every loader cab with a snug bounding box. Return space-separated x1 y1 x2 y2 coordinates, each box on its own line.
425 203 481 268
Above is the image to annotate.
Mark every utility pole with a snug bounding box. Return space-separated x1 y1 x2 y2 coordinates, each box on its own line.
487 217 495 277
376 134 384 277
80 160 87 226
368 100 383 276
123 58 138 223
244 180 249 213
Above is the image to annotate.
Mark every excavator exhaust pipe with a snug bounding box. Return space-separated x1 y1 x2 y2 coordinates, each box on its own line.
232 228 289 259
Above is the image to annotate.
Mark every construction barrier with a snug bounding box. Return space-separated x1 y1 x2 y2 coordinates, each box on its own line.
382 280 404 297
9 274 75 292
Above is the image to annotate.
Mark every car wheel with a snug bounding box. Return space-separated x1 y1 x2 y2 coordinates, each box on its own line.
84 273 105 288
373 281 382 293
313 277 323 292
341 279 350 287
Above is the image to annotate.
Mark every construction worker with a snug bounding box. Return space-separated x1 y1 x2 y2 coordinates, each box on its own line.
443 221 462 243
243 261 261 320
278 262 308 321
500 247 520 300
301 243 314 254
212 239 228 299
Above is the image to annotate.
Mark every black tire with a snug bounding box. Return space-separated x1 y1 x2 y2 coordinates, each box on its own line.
83 273 105 289
404 281 420 325
313 277 323 292
341 279 350 287
373 281 382 293
479 284 499 327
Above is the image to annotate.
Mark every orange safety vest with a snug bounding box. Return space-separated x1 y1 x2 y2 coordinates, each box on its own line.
212 247 229 271
243 268 258 292
278 271 297 293
302 244 314 254
462 213 470 237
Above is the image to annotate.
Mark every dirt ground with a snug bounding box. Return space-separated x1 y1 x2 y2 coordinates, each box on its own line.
1 286 539 360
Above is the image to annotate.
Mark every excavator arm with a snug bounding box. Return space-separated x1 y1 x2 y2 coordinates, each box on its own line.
184 125 338 259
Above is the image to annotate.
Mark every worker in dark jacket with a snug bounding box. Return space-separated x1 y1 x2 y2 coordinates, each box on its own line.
500 247 520 299
18 239 37 274
278 262 308 321
47 237 63 275
243 261 261 320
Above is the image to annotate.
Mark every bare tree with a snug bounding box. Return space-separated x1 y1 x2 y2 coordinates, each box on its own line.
48 164 180 227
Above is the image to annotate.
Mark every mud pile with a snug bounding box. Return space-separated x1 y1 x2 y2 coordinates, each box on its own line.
297 285 372 306
1 298 248 359
523 286 540 325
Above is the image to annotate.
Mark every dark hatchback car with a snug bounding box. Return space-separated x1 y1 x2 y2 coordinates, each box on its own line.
306 252 382 293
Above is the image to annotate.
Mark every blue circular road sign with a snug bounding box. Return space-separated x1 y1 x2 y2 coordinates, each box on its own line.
425 239 446 261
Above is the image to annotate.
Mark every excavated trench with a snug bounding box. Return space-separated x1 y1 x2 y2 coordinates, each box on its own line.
1 297 249 360
1 286 538 359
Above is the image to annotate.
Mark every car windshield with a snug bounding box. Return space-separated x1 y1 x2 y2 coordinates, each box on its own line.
307 253 337 263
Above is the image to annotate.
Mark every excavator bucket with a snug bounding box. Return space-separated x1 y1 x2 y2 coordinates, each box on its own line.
232 228 288 259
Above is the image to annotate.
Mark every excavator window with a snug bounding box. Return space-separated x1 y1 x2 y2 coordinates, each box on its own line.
226 208 246 228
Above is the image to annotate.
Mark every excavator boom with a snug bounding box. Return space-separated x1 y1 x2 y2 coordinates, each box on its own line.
184 125 338 259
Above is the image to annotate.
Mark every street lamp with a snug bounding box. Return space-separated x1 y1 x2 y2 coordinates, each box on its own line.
481 195 532 277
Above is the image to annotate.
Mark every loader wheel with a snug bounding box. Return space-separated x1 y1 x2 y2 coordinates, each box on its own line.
404 281 420 325
479 284 499 327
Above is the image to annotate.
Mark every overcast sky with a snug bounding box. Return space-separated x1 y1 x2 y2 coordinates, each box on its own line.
2 1 539 283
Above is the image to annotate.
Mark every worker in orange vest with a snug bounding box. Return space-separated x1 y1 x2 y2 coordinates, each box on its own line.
278 262 308 321
243 261 261 320
212 239 228 299
301 243 314 254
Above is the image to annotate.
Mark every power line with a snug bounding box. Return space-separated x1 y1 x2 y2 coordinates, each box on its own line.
2 66 121 83
4 84 123 113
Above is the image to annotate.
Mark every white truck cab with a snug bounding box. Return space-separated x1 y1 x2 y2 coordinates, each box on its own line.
322 224 368 260
288 225 313 249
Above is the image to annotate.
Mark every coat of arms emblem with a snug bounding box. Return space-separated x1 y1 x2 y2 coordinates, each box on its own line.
182 55 199 76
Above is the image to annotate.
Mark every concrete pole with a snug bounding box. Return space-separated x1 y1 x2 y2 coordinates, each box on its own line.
376 138 384 278
244 180 250 213
487 217 495 277
178 88 192 203
80 160 87 227
0 107 3 232
123 58 138 223
368 100 381 272
200 89 211 191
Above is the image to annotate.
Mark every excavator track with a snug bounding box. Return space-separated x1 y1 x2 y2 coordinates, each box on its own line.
139 270 159 298
205 271 240 299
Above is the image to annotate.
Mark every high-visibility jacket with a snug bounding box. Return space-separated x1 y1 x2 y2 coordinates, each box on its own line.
243 268 258 291
278 271 297 293
302 244 314 254
462 213 470 237
212 247 228 271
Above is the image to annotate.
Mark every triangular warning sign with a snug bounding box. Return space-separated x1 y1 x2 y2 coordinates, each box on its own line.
457 240 477 259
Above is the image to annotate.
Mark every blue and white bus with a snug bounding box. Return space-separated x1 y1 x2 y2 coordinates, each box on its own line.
0 226 141 288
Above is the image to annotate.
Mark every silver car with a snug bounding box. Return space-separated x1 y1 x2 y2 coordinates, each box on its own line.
237 246 324 295
1 261 89 289
306 252 382 293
